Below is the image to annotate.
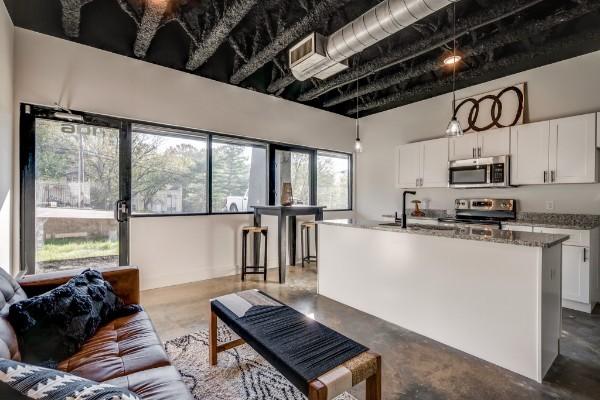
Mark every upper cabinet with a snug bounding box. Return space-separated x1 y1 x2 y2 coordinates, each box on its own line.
397 138 448 188
449 127 510 161
511 121 551 185
511 113 598 185
550 114 597 184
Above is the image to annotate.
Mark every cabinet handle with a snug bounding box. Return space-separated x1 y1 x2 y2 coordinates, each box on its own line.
583 248 588 262
416 178 418 187
478 147 481 158
543 171 548 183
473 148 476 158
551 170 555 183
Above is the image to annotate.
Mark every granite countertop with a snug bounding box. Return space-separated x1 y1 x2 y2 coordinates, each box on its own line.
383 210 600 230
511 213 600 230
318 219 569 248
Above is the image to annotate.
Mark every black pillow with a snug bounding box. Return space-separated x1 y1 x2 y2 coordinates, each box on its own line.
0 358 141 400
8 269 141 367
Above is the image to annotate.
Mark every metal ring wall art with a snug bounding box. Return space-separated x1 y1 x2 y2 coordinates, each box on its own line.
453 86 524 132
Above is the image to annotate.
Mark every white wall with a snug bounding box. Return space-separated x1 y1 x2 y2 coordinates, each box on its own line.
357 51 600 219
0 2 14 273
13 28 355 288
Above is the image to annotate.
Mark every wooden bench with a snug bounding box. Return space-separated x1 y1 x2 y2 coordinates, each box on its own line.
209 290 381 400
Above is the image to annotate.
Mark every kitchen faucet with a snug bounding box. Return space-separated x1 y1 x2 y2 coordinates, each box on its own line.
395 191 417 228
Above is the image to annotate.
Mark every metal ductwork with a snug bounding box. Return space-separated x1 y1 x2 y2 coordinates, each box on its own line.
290 0 457 81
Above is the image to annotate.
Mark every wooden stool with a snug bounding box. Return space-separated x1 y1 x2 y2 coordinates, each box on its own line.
301 221 317 267
242 226 268 281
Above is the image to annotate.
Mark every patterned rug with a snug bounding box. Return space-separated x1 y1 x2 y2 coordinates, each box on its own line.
164 325 358 400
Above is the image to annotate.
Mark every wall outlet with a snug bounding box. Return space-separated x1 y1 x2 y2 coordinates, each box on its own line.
545 200 555 211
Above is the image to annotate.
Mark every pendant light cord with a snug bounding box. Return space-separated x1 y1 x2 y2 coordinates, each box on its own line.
356 79 359 139
451 0 457 117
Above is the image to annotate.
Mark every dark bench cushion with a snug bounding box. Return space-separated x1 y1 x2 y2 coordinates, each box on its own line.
211 290 368 395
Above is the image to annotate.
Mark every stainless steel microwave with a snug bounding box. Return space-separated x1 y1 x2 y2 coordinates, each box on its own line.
448 155 510 188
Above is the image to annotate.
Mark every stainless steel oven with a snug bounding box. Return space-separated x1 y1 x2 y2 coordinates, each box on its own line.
448 155 510 188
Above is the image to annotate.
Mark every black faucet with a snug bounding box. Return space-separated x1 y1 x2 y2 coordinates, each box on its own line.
396 191 417 229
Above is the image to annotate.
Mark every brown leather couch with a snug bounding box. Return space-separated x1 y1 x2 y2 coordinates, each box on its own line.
0 266 194 400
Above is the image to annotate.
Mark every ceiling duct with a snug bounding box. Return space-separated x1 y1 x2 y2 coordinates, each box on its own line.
290 0 457 81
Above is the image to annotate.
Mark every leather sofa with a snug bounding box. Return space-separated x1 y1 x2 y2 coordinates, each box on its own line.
0 266 194 400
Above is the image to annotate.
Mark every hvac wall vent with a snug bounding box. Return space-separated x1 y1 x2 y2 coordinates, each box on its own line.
289 33 348 81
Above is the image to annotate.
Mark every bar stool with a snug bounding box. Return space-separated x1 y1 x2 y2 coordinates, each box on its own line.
241 226 268 281
300 221 317 267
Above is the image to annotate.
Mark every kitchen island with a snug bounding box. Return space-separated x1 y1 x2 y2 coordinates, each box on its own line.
317 219 569 383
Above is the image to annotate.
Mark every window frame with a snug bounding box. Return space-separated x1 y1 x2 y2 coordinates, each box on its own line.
316 150 353 212
20 104 353 222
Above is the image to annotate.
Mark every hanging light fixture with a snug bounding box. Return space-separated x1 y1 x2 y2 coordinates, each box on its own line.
446 0 463 137
354 79 363 152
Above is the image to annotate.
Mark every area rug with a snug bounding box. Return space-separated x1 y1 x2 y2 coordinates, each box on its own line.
164 325 358 400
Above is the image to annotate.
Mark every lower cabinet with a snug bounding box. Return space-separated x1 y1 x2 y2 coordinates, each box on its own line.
561 245 590 304
503 224 598 313
533 226 598 313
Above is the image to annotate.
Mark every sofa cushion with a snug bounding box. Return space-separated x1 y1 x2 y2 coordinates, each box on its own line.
0 268 26 360
104 366 194 400
0 358 141 400
8 269 141 367
57 311 171 383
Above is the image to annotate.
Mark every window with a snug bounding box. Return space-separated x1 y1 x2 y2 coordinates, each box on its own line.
317 151 351 210
211 137 267 213
131 124 208 215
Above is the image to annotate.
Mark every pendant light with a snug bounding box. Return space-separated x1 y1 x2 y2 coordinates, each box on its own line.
446 0 463 137
354 79 363 153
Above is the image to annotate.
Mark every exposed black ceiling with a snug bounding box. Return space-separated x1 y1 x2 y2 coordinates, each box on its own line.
5 0 600 117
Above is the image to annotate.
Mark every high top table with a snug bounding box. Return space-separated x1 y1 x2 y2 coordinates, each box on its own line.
251 205 325 283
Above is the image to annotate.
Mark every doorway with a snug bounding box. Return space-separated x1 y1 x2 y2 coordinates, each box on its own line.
20 105 130 275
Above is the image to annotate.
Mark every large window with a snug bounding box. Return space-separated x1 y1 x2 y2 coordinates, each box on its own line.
131 124 208 215
211 138 267 213
317 151 351 210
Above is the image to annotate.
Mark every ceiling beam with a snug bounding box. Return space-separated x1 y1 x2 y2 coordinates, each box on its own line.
347 28 600 115
296 0 547 102
134 0 169 58
59 0 94 38
325 0 598 108
186 0 259 71
229 0 352 85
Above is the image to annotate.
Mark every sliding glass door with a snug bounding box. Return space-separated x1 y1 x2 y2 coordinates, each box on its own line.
20 106 130 275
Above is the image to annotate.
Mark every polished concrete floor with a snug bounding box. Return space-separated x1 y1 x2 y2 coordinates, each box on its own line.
141 264 600 400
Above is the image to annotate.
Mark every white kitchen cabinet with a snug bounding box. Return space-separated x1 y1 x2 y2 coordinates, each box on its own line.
511 114 598 185
421 138 449 187
549 113 597 184
396 142 421 188
396 138 448 188
479 128 511 158
449 128 510 161
510 121 550 185
561 245 590 304
533 226 599 313
449 134 478 160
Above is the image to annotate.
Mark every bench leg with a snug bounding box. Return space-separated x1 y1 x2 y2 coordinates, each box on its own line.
308 380 327 400
209 311 218 366
366 353 382 400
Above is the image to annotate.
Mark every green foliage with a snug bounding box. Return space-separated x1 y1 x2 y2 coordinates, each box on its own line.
37 238 118 262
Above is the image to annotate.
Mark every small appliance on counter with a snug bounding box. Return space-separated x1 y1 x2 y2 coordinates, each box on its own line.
448 155 510 188
438 198 516 229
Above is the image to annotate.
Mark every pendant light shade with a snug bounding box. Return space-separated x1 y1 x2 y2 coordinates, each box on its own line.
355 119 363 152
446 117 463 137
354 79 363 153
445 0 464 138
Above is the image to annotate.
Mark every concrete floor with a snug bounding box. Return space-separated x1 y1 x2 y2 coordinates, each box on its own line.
141 264 600 400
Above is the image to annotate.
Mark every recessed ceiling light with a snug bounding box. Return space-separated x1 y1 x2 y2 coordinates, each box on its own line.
443 55 462 66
